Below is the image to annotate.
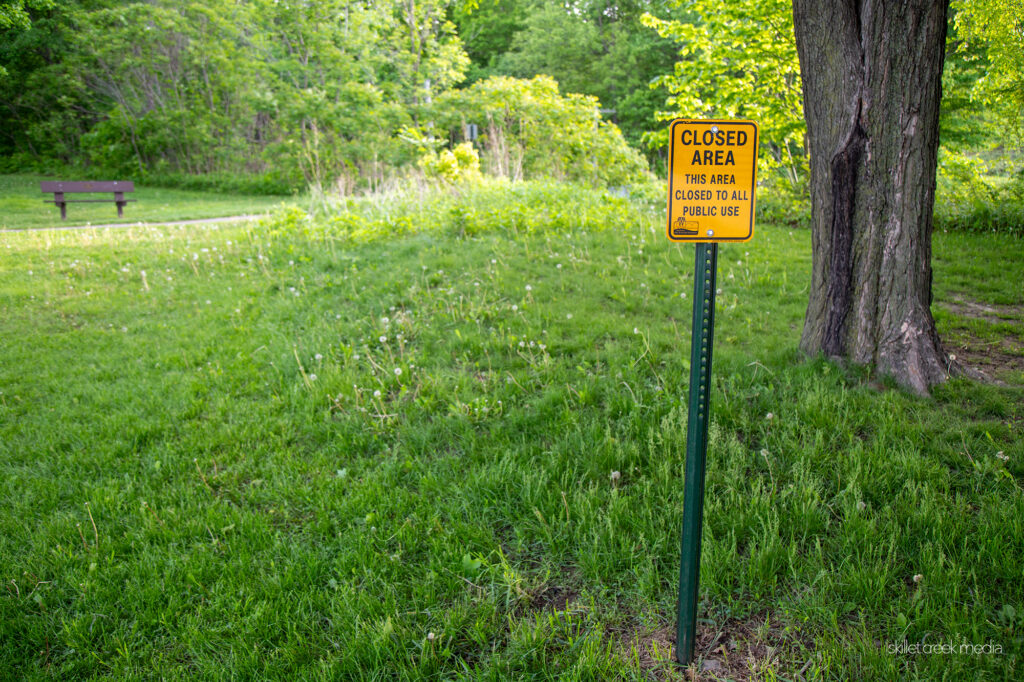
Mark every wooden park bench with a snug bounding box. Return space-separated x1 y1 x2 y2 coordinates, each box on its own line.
41 181 136 220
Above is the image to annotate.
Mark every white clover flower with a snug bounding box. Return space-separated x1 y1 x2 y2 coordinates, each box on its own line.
610 470 621 482
913 574 923 583
566 313 573 319
379 336 387 343
716 288 723 295
996 451 1009 462
353 354 360 360
427 632 436 641
766 412 774 421
315 353 323 361
394 368 402 376
556 263 562 269
525 285 532 291
373 390 381 398
518 341 525 348
634 327 640 334
309 374 317 381
491 259 496 264
857 500 866 511
512 305 518 312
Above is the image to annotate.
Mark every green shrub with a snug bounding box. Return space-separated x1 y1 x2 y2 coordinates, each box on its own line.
261 179 657 244
934 148 1024 237
429 76 650 188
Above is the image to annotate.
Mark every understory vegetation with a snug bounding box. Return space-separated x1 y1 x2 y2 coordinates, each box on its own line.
1 184 1021 678
2 1 1022 235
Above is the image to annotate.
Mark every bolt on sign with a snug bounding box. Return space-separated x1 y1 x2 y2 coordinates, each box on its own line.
666 119 759 242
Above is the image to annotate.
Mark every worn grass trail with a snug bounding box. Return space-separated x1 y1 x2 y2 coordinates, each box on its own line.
1 183 1021 680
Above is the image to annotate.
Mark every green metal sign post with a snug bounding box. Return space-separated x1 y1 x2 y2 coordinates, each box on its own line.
665 117 757 667
676 242 718 665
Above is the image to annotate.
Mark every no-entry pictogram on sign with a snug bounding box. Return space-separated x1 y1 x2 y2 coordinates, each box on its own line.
666 119 759 242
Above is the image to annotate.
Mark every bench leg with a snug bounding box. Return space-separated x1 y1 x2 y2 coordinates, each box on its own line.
60 202 66 220
117 202 124 218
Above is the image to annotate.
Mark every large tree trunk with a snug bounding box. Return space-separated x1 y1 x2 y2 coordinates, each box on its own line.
793 0 951 395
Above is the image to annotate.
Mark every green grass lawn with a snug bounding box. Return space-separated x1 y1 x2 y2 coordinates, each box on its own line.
0 174 299 230
1 181 1021 680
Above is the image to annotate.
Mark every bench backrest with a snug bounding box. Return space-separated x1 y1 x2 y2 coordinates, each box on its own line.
41 181 134 194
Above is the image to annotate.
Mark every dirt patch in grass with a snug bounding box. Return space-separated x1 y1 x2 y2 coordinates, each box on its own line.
939 296 1024 383
942 297 1023 325
947 337 1024 383
529 583 580 612
626 613 816 681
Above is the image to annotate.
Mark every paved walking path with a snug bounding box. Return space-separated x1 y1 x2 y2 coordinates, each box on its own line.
1 214 264 233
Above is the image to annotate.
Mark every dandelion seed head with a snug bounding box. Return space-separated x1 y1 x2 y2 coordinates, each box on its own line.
309 374 317 381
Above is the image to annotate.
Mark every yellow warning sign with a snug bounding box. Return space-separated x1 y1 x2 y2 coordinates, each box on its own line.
666 119 759 242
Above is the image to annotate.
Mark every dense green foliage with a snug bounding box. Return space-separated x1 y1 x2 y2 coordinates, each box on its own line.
467 1 680 154
0 0 659 192
429 75 649 187
0 0 472 190
642 0 804 188
2 0 1022 229
953 0 1024 140
2 185 1021 678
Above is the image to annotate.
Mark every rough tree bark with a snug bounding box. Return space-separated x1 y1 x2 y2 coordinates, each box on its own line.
793 0 952 395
